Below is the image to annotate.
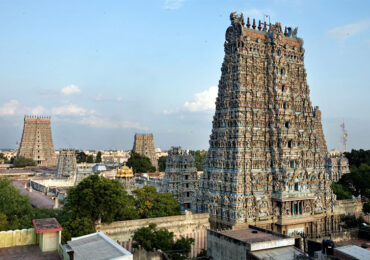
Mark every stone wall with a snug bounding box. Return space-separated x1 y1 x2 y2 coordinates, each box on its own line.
96 212 209 258
0 228 36 248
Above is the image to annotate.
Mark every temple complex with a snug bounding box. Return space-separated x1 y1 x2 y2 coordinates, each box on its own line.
197 13 345 237
57 149 77 177
164 147 199 212
116 164 136 192
133 133 158 170
18 115 57 166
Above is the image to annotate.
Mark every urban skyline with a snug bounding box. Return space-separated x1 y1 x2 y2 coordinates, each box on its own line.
0 0 369 151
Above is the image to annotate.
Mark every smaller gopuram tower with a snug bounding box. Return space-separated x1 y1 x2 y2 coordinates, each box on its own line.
133 133 158 170
164 147 199 212
18 115 57 166
57 149 77 177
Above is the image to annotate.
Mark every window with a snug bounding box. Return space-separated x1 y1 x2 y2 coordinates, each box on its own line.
285 121 290 128
288 140 293 148
185 175 189 180
290 160 295 168
294 183 299 191
187 192 190 197
186 183 189 188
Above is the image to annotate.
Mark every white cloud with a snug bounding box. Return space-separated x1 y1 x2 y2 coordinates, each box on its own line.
163 0 185 10
183 86 218 112
79 115 146 130
0 100 20 116
326 20 370 41
0 100 48 116
61 84 81 95
51 104 87 116
95 93 123 103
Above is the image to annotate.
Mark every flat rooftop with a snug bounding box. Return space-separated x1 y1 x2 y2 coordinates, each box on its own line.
0 245 60 260
220 227 285 243
33 218 62 234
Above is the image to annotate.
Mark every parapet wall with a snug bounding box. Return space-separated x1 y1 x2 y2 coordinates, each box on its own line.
0 228 36 248
96 212 209 257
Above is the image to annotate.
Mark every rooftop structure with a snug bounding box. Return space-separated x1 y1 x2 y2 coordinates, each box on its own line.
62 232 132 260
207 225 306 260
116 164 136 192
32 218 62 253
196 12 342 237
18 115 57 166
334 245 370 260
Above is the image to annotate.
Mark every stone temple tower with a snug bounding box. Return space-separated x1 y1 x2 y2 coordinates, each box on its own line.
197 13 339 236
133 134 158 170
57 149 77 177
18 115 57 166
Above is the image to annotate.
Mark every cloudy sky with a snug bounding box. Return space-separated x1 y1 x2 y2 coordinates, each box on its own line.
0 0 369 151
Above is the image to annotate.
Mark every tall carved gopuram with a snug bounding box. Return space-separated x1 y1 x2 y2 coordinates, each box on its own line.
197 13 340 236
18 115 57 166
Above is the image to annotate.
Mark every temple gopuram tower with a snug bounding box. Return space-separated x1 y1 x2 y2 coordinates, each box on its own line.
197 13 339 237
57 149 77 177
18 115 57 166
133 133 158 170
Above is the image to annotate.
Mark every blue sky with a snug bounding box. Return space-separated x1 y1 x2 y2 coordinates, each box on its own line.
0 0 369 151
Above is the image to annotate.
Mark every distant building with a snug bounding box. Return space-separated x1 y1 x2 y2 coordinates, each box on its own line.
92 164 107 173
18 115 57 166
133 133 158 170
116 164 136 192
164 146 198 212
326 150 350 182
57 149 77 177
207 226 306 260
62 232 133 260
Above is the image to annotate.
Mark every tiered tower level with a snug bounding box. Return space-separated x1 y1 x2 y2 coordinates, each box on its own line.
197 13 338 235
18 115 57 167
133 134 158 170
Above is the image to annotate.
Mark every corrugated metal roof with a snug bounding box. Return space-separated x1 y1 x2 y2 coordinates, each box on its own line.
68 232 131 260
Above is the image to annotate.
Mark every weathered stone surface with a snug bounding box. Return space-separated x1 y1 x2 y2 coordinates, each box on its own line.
196 13 346 237
133 134 158 170
18 116 56 167
164 147 199 212
57 149 77 177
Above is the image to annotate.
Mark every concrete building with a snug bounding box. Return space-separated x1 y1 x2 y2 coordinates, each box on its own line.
207 226 306 260
62 232 132 260
164 146 199 212
32 218 62 253
18 115 57 166
133 133 158 170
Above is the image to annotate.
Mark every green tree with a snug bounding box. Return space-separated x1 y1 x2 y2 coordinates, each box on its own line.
60 217 95 244
330 182 352 200
13 156 37 168
86 155 94 163
158 156 167 172
133 223 194 260
63 175 137 223
127 151 156 173
194 150 207 171
0 177 33 229
95 151 102 163
341 214 365 228
363 202 370 215
76 151 88 163
133 186 181 218
0 213 9 231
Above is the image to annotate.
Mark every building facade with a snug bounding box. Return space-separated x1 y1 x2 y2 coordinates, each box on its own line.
18 115 57 166
57 149 77 177
164 147 199 212
197 13 341 237
132 134 158 170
